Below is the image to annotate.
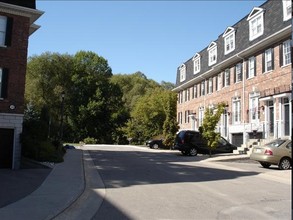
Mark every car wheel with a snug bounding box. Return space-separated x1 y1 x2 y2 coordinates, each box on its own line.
278 158 291 170
153 144 159 149
189 148 198 156
260 162 271 168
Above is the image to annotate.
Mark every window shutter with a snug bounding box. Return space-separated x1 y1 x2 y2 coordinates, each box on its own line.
271 48 274 70
215 75 218 90
253 57 256 76
262 52 265 73
234 67 236 83
211 79 213 93
246 60 249 79
222 72 225 87
240 63 243 81
199 83 201 97
279 43 283 67
5 17 13 46
227 70 230 86
1 68 8 98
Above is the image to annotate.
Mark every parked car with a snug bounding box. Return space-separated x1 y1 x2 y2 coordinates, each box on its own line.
146 139 164 149
173 130 237 156
250 139 291 170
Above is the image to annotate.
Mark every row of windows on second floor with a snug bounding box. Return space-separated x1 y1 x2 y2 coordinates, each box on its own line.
178 40 291 104
179 0 291 83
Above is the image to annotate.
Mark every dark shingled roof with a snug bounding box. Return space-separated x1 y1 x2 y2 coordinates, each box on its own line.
176 0 290 87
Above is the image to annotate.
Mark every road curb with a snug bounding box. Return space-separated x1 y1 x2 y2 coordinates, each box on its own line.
53 149 106 220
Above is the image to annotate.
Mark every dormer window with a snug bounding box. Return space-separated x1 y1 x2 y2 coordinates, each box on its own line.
247 7 264 41
223 27 235 55
192 53 200 74
179 64 186 82
208 42 217 66
283 0 292 21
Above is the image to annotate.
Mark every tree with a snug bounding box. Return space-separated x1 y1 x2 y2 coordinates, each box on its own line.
162 92 179 148
124 88 178 144
26 51 128 144
110 72 160 111
26 52 74 140
68 51 127 143
199 102 226 157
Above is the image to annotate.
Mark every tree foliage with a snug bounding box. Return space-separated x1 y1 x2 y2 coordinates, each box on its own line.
110 72 160 110
25 51 128 145
25 51 177 152
124 87 178 145
199 102 226 157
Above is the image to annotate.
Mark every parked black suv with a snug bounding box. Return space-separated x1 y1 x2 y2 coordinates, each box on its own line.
173 130 237 156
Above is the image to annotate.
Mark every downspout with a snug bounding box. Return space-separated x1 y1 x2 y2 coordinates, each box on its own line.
236 54 247 147
198 75 206 129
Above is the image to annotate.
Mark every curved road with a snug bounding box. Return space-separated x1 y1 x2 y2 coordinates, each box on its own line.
88 145 290 220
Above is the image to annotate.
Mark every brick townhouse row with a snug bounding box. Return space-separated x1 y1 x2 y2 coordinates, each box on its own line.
0 0 43 169
174 0 292 147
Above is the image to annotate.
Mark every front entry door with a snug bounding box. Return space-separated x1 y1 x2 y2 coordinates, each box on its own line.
0 129 14 168
268 101 274 137
284 98 290 136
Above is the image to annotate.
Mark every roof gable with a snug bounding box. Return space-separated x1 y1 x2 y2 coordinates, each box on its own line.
207 41 217 50
223 27 235 37
247 7 264 20
192 53 200 60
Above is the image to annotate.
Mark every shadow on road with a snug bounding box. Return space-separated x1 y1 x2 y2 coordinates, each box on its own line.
88 149 259 189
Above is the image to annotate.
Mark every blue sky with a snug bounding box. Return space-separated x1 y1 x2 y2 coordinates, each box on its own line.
29 0 266 84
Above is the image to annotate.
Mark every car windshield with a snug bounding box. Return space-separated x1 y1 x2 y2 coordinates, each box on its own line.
218 137 227 145
264 139 286 148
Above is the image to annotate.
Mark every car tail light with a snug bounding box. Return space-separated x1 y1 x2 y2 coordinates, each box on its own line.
264 149 273 155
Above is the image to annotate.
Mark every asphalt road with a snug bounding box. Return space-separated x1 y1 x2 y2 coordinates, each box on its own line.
89 145 291 220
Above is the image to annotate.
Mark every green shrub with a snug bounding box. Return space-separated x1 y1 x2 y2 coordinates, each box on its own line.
21 137 64 163
83 137 97 144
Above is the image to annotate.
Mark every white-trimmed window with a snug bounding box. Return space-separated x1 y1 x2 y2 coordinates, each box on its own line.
232 97 241 124
264 48 273 72
185 110 190 123
208 42 217 66
235 63 242 83
179 64 186 82
178 112 182 124
208 77 213 94
283 0 292 21
224 69 230 87
179 91 183 103
192 84 197 99
249 93 260 122
186 88 190 101
248 56 256 78
193 53 200 74
247 7 264 41
223 27 235 55
0 16 7 46
282 40 291 66
198 107 205 126
201 81 205 96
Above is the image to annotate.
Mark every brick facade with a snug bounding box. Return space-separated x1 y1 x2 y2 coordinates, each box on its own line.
0 1 43 169
174 0 291 147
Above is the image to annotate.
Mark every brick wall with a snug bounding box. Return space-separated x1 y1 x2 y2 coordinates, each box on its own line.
177 42 291 131
0 12 30 114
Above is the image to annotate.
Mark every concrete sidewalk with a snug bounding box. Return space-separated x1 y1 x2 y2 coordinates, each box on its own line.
0 149 85 220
